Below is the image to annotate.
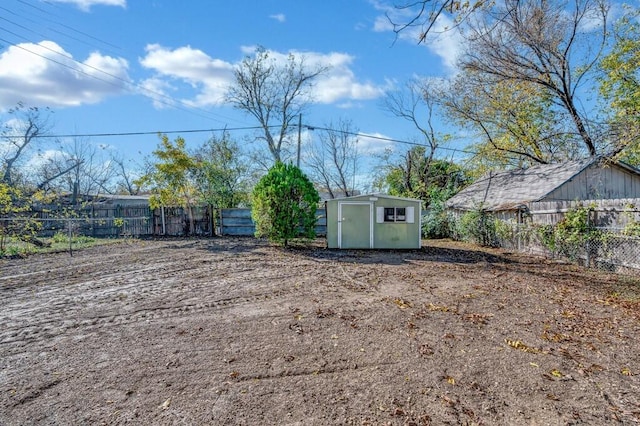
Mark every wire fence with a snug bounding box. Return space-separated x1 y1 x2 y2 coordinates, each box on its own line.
494 223 640 275
0 216 155 256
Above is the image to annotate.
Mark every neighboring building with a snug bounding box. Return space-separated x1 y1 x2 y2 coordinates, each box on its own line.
445 157 640 222
89 193 151 207
318 190 361 202
50 192 151 207
325 194 422 249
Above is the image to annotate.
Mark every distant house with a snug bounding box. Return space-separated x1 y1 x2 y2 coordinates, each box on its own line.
317 190 361 202
445 158 640 222
88 193 151 207
326 194 422 249
51 192 151 207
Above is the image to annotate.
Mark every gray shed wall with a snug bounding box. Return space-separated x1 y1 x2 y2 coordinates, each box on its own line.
547 163 640 201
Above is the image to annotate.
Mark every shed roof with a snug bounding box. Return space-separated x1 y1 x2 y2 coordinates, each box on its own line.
327 193 421 203
445 158 599 211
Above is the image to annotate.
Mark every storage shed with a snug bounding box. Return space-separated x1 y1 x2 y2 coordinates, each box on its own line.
445 157 640 222
326 194 422 249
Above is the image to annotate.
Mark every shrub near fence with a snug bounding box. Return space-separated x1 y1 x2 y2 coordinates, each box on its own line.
494 222 640 275
449 199 640 275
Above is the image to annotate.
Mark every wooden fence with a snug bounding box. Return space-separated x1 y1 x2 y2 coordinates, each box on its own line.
219 208 327 237
29 205 327 238
528 198 640 229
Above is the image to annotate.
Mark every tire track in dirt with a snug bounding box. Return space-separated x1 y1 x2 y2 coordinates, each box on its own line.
0 241 163 280
0 258 336 349
0 244 451 354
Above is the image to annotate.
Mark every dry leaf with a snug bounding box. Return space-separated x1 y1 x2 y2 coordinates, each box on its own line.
160 398 171 410
505 338 541 353
394 298 412 309
550 369 563 378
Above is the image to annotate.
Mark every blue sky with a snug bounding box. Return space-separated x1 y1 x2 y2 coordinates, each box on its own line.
0 0 465 184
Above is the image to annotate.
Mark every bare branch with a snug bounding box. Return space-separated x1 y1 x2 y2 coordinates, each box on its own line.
226 47 328 163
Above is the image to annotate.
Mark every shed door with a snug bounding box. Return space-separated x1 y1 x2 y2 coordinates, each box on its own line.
338 202 372 249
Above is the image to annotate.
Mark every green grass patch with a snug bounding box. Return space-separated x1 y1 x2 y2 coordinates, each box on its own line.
0 234 124 258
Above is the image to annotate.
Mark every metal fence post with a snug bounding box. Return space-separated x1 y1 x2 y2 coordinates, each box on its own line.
517 209 522 251
67 218 73 257
585 210 592 268
585 237 590 268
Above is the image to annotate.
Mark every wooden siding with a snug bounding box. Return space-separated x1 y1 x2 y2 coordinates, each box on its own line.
547 163 640 200
449 198 640 228
527 198 640 227
446 160 640 212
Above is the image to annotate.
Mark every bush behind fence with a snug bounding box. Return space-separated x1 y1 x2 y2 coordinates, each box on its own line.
439 198 640 275
494 222 640 275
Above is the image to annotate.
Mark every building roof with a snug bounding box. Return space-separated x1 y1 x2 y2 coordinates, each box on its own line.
328 193 422 203
445 158 598 211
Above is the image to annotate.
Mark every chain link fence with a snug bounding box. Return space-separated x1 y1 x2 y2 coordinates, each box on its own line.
493 222 640 275
0 216 154 256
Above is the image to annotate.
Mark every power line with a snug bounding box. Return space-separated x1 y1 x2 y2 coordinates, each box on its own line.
0 125 270 140
0 4 120 55
305 124 477 156
0 120 478 157
0 32 244 126
0 2 249 127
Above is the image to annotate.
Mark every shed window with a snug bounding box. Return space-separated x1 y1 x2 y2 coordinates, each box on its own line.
384 207 406 222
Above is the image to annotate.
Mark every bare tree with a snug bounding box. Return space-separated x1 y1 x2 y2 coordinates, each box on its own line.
111 153 143 195
36 138 115 203
1 103 53 186
65 138 115 201
382 78 453 196
388 0 487 43
384 78 441 164
305 119 359 198
459 0 608 157
226 46 328 163
35 157 82 192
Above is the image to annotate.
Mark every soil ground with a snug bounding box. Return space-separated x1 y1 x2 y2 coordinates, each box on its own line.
1 237 639 425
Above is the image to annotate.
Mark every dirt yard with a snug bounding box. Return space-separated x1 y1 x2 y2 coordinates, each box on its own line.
1 238 639 425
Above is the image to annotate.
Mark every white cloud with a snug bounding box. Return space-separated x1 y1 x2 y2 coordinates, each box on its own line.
370 0 416 34
356 132 396 155
373 14 394 33
139 44 234 107
139 45 390 109
0 41 130 110
24 149 67 171
244 47 390 103
270 13 286 23
308 51 390 103
47 0 126 12
422 15 463 71
575 3 609 33
138 76 178 109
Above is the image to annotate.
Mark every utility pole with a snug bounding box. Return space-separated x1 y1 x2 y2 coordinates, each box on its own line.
352 136 357 196
296 114 302 168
